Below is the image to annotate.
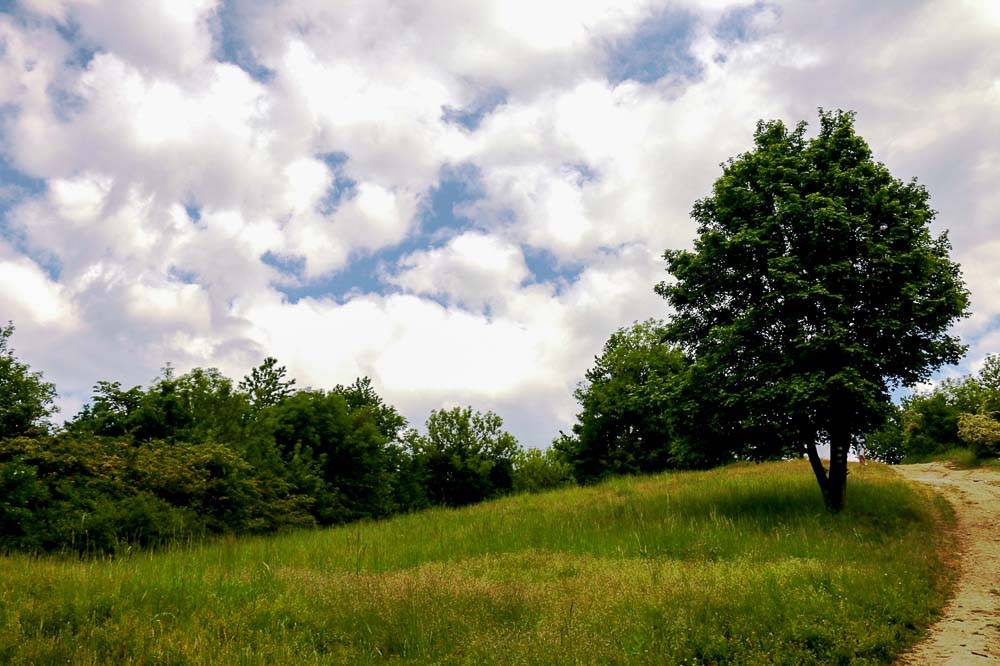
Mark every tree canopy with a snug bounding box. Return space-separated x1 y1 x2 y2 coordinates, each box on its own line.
0 323 57 439
555 320 692 482
657 109 969 511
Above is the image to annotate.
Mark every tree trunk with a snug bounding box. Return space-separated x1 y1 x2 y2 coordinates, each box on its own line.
827 427 850 513
805 441 831 508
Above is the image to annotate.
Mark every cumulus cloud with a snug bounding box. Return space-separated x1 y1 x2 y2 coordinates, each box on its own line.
388 232 530 309
0 0 997 444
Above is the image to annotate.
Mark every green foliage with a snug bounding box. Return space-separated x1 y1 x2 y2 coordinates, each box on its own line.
511 447 573 493
956 412 1000 458
239 356 296 411
861 410 906 464
0 322 57 439
557 320 693 482
263 389 395 523
3 340 557 553
332 376 408 443
410 407 519 506
902 391 961 456
68 367 251 445
657 109 969 510
0 436 314 554
890 355 1000 462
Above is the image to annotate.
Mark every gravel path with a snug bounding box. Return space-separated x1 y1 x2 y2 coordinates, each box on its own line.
894 462 1000 664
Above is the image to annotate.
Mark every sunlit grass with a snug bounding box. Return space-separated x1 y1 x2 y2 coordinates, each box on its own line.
903 447 1000 469
0 461 954 664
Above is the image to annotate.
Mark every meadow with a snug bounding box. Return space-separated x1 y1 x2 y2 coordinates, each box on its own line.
0 460 954 664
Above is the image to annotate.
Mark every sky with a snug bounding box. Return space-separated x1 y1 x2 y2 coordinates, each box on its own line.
0 0 998 447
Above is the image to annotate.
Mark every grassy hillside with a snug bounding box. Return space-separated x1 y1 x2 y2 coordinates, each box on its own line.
0 461 953 664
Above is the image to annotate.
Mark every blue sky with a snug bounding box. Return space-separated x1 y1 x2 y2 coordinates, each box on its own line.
0 0 998 445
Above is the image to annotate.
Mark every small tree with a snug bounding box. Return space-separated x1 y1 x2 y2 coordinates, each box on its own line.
411 407 519 506
512 448 573 493
658 110 969 511
332 376 408 443
239 357 296 410
556 320 690 482
0 322 58 439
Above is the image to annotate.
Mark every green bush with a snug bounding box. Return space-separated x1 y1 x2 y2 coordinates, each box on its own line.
512 448 574 493
893 355 1000 461
957 412 1000 458
863 415 907 464
0 436 313 554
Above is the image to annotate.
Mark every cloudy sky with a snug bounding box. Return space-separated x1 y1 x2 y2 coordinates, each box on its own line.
0 0 998 446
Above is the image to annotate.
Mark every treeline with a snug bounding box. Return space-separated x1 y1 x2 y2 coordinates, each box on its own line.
4 312 995 553
865 355 1000 464
0 324 571 554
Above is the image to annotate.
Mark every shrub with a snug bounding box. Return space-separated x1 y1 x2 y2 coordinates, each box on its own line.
957 412 1000 458
0 436 313 554
512 448 573 493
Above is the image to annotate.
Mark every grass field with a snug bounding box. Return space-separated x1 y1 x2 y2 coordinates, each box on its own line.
0 461 954 664
902 447 1000 470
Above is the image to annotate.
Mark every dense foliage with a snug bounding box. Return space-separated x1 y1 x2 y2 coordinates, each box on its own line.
0 324 568 554
555 320 696 482
864 354 1000 463
657 109 969 510
0 322 57 439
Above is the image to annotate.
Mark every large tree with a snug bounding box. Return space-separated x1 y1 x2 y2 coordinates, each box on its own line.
657 110 968 511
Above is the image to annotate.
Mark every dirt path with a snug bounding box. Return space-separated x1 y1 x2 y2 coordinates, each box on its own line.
894 463 1000 664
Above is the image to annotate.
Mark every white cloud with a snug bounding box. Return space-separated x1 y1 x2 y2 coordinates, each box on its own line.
0 244 76 327
22 0 218 74
389 232 530 309
0 0 997 445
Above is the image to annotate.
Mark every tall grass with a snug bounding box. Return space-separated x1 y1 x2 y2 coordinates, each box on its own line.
0 461 954 664
902 447 1000 469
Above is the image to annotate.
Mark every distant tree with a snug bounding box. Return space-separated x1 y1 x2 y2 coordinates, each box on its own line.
332 376 408 443
512 447 574 493
411 407 519 506
66 380 144 438
265 390 393 522
0 322 58 439
163 368 246 444
68 366 248 445
859 408 906 465
555 320 691 483
239 357 296 410
657 110 969 511
893 354 1000 461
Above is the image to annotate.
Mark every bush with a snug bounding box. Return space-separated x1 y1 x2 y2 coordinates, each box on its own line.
863 416 907 465
0 436 313 554
263 390 395 523
957 412 1000 458
892 356 1000 461
512 448 573 493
